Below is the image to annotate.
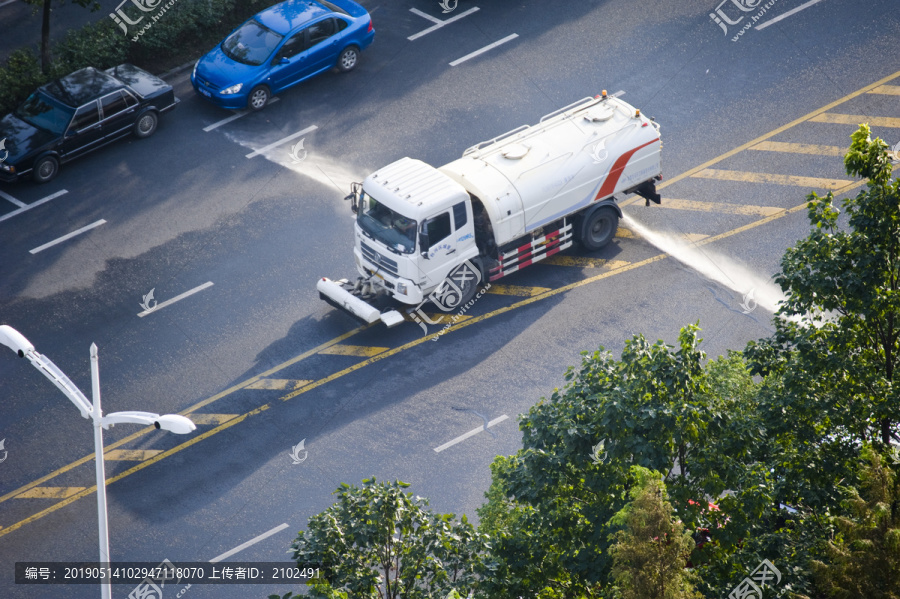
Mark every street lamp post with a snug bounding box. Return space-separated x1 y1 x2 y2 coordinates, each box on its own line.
0 325 196 599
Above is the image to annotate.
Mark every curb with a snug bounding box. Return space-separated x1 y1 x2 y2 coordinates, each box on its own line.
159 58 196 81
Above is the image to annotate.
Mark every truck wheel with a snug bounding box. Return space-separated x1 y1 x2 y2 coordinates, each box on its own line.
32 155 59 184
435 260 481 312
580 207 618 251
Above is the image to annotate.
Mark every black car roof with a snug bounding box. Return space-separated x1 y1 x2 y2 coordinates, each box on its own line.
41 67 125 108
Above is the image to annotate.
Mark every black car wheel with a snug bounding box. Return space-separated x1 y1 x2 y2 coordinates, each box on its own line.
337 47 359 72
248 86 269 111
134 111 158 138
32 156 59 184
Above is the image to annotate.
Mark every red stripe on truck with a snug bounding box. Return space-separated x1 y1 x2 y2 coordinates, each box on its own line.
594 138 659 201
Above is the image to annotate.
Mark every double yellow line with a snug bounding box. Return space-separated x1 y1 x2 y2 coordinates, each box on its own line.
2 67 899 540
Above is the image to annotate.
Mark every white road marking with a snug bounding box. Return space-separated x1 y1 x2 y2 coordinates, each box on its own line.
0 0 18 8
137 281 214 317
0 190 26 208
408 7 480 41
434 414 509 453
755 0 825 31
611 90 626 98
0 190 68 224
410 7 441 24
203 98 280 132
29 219 106 254
449 34 519 67
209 523 290 563
246 125 318 159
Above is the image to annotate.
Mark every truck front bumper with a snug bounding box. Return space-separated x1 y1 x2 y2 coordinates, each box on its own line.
317 278 405 328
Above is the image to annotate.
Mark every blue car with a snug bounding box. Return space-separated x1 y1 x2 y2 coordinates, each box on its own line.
191 0 374 111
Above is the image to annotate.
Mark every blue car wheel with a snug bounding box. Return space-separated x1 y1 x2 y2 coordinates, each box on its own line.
337 46 359 72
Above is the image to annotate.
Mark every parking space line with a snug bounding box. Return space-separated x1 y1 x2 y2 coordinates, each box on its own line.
246 379 312 390
408 6 480 41
750 140 843 156
246 125 317 158
104 449 162 461
755 0 825 31
658 198 784 216
450 34 519 66
29 219 106 254
17 487 86 499
0 190 26 208
487 284 551 297
404 312 474 324
319 344 388 357
137 282 214 317
186 414 239 425
810 113 900 128
544 256 630 269
0 189 68 224
693 168 853 190
203 98 280 132
434 415 509 453
868 85 900 96
209 523 290 563
410 7 442 24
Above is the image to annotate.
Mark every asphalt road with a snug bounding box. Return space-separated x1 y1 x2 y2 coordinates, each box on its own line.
1 0 899 597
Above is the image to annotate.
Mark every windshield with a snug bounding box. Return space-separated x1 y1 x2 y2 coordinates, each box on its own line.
357 192 418 254
222 19 283 66
15 91 75 136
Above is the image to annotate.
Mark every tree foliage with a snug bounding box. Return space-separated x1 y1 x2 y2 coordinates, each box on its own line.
746 124 900 448
608 467 701 599
476 326 794 598
811 446 900 599
274 478 490 599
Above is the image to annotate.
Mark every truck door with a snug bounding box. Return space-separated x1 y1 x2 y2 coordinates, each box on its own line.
421 210 457 290
421 201 479 309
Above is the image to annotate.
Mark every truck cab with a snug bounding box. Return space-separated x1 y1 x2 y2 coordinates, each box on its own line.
351 157 479 305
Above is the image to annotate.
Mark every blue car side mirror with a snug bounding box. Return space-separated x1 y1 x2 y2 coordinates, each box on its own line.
278 57 289 65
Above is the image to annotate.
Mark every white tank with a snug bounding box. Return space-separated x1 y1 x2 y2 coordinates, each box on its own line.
438 95 661 247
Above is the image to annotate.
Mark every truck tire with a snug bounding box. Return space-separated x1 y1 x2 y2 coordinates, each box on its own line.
435 260 481 312
580 207 618 251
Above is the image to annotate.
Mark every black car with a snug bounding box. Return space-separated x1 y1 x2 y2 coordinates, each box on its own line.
0 64 178 184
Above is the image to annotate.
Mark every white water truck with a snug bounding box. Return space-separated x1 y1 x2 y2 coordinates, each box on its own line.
318 92 662 327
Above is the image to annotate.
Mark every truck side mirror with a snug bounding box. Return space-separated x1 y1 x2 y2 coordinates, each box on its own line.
345 182 361 214
418 226 430 260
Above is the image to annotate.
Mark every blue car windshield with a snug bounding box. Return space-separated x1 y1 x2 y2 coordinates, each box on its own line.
15 91 75 136
357 192 418 255
222 19 283 66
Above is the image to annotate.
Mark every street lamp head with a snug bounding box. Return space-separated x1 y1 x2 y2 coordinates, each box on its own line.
154 414 197 435
0 325 34 358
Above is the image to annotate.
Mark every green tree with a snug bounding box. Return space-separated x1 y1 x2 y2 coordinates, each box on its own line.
23 0 100 73
747 124 900 448
477 326 775 598
607 466 701 599
274 478 490 599
811 446 900 598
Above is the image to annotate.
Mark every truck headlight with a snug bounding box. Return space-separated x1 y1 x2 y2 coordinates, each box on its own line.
221 83 243 95
396 282 408 295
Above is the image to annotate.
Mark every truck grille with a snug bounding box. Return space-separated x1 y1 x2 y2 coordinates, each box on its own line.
361 242 399 277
